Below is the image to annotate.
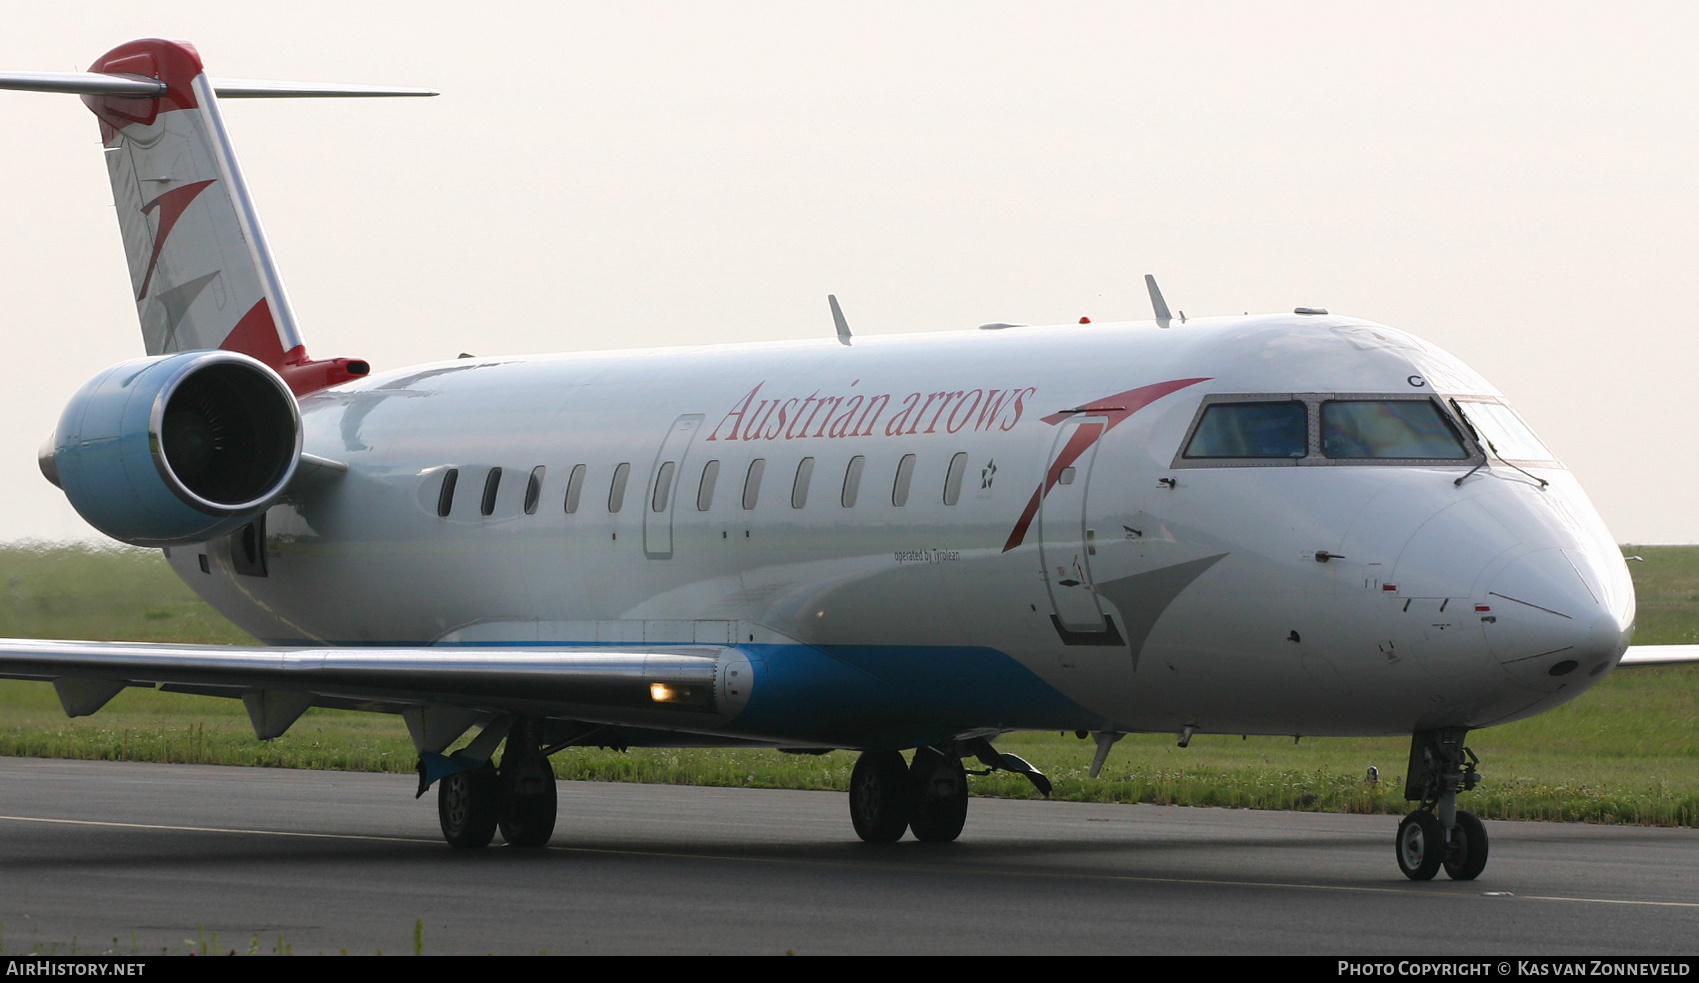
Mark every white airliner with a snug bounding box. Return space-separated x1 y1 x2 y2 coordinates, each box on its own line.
1 39 1693 881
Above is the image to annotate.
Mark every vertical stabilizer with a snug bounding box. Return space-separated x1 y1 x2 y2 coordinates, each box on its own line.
79 40 366 394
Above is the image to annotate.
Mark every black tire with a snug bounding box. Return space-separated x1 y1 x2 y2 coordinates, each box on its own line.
498 765 558 848
908 747 968 843
849 750 913 843
438 766 500 849
1443 810 1489 881
1395 811 1445 881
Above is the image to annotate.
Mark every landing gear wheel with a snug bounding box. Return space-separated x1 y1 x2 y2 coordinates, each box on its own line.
498 765 558 848
1395 811 1445 881
438 766 500 849
849 750 913 843
1443 810 1489 881
908 747 968 843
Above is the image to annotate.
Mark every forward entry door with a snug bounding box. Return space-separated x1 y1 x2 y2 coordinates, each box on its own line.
644 414 703 559
1039 417 1109 634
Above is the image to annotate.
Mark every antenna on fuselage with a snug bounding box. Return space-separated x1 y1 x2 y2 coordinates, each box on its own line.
1144 275 1185 327
828 294 852 346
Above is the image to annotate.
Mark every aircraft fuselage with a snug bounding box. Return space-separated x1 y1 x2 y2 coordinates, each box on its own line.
168 314 1635 750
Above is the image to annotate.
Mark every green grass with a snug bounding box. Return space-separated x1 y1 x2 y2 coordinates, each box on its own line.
1623 545 1699 645
0 542 254 645
0 542 1695 825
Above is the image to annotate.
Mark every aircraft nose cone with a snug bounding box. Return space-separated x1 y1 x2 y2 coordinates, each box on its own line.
1481 547 1630 690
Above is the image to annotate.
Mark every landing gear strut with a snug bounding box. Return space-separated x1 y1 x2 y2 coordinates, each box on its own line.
434 717 558 849
1396 727 1487 881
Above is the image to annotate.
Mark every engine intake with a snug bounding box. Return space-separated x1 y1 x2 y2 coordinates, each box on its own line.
49 351 302 547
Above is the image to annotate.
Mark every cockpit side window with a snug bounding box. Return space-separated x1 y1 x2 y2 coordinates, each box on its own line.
1452 399 1556 463
1183 402 1307 459
1321 400 1469 460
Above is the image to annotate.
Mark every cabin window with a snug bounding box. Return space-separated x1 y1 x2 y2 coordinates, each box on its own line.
523 466 545 515
480 467 502 516
1183 402 1307 459
943 452 968 505
892 453 917 507
652 461 676 512
1321 400 1469 460
609 463 630 513
792 457 815 509
697 460 720 511
742 459 766 510
841 455 865 508
564 464 586 513
437 468 459 517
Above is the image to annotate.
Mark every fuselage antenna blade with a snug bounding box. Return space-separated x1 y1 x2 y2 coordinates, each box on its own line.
829 294 852 346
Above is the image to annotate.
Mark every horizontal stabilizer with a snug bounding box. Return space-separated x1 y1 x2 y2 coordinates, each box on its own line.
0 71 165 97
0 70 435 99
208 77 438 98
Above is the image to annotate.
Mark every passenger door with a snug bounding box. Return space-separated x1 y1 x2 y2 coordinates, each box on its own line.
1039 417 1109 635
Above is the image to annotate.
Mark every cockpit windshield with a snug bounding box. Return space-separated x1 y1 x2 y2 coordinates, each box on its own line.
1173 394 1486 469
1321 400 1469 460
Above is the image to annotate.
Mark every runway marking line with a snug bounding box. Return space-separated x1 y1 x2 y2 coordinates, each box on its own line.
0 814 426 845
4 813 1696 911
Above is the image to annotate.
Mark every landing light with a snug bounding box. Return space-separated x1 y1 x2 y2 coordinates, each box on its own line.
649 683 707 705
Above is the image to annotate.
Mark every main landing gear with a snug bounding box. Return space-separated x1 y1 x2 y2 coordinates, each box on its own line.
1395 727 1488 881
848 740 1050 844
432 717 559 849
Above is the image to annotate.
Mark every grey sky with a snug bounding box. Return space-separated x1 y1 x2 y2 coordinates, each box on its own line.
1 2 1694 542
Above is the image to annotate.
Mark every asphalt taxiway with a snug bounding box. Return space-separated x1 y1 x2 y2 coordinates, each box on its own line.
0 757 1693 955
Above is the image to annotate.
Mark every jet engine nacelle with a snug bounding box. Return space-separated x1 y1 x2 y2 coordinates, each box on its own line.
43 350 302 547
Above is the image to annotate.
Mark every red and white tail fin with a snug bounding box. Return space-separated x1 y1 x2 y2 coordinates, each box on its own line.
0 39 434 395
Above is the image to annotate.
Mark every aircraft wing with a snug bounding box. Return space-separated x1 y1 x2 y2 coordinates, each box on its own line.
1617 645 1699 667
0 638 749 739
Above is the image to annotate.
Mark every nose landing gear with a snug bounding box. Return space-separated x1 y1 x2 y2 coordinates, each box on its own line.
1397 727 1487 881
